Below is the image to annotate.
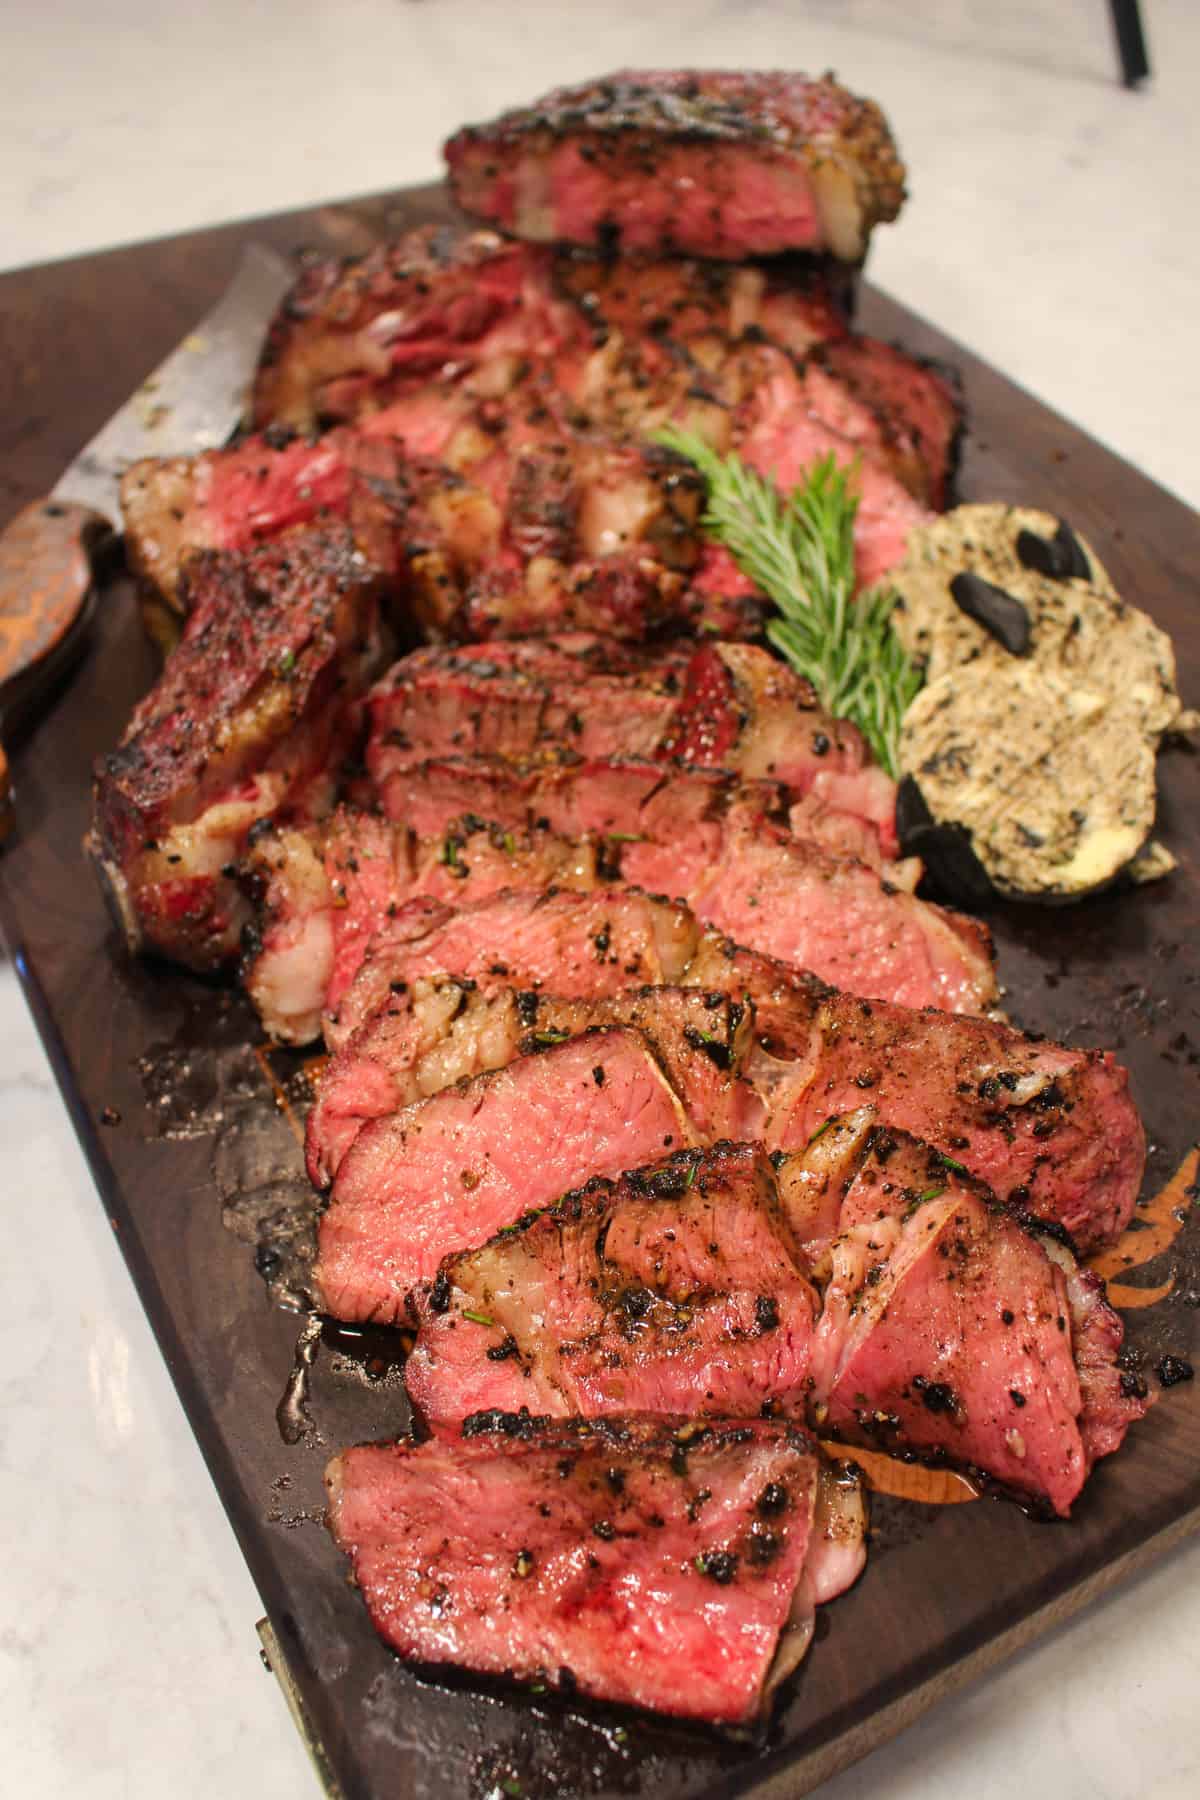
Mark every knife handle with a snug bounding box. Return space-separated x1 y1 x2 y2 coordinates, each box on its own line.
0 498 117 843
0 499 114 685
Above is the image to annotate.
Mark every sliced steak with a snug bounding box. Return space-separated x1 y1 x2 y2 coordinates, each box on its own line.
309 982 760 1187
376 753 902 883
121 422 710 643
730 343 931 588
815 338 963 511
315 871 1132 1251
628 816 995 1015
765 991 1145 1253
87 531 385 972
120 430 397 617
367 634 691 767
324 883 700 1049
794 1122 1151 1514
314 1026 700 1323
372 752 788 849
326 1416 866 1725
251 227 571 433
242 808 597 1043
445 69 905 262
657 640 866 793
406 1143 815 1431
684 934 832 1056
367 637 860 802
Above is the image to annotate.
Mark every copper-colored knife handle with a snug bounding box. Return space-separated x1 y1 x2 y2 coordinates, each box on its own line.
0 499 112 683
0 497 116 841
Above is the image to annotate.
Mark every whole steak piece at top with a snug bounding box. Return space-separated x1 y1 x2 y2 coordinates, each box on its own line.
444 69 906 262
326 1415 866 1726
314 1025 701 1325
87 531 385 973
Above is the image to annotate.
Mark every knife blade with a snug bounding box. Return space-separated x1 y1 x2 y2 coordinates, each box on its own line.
0 241 295 835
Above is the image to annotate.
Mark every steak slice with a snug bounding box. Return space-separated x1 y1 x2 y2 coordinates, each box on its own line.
251 227 571 433
731 343 932 588
326 1416 866 1726
119 430 401 618
309 982 761 1188
657 640 866 793
444 69 905 261
241 808 598 1044
666 816 996 1016
368 637 860 800
373 752 788 848
314 1026 701 1323
375 753 903 882
406 1143 815 1431
367 634 691 767
324 883 700 1049
121 422 709 644
814 338 963 511
87 531 385 972
765 991 1145 1254
794 1121 1151 1514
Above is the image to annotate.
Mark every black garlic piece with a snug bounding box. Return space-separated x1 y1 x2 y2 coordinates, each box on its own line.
895 776 997 909
949 572 1032 656
1015 518 1092 582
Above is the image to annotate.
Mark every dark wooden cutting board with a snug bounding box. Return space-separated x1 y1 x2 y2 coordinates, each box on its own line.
1 185 1197 1800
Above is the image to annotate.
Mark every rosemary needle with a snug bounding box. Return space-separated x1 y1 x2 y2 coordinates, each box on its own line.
654 428 922 777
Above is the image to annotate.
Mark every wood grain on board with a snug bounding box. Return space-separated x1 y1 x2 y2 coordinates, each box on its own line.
0 186 1197 1800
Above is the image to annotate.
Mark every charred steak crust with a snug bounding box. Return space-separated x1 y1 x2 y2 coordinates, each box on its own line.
405 1141 817 1430
87 530 385 972
251 227 551 433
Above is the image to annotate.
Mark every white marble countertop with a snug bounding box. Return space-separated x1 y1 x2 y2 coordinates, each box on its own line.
2 3 1198 1796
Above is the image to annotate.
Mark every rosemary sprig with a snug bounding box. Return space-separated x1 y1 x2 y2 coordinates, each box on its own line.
654 428 922 776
